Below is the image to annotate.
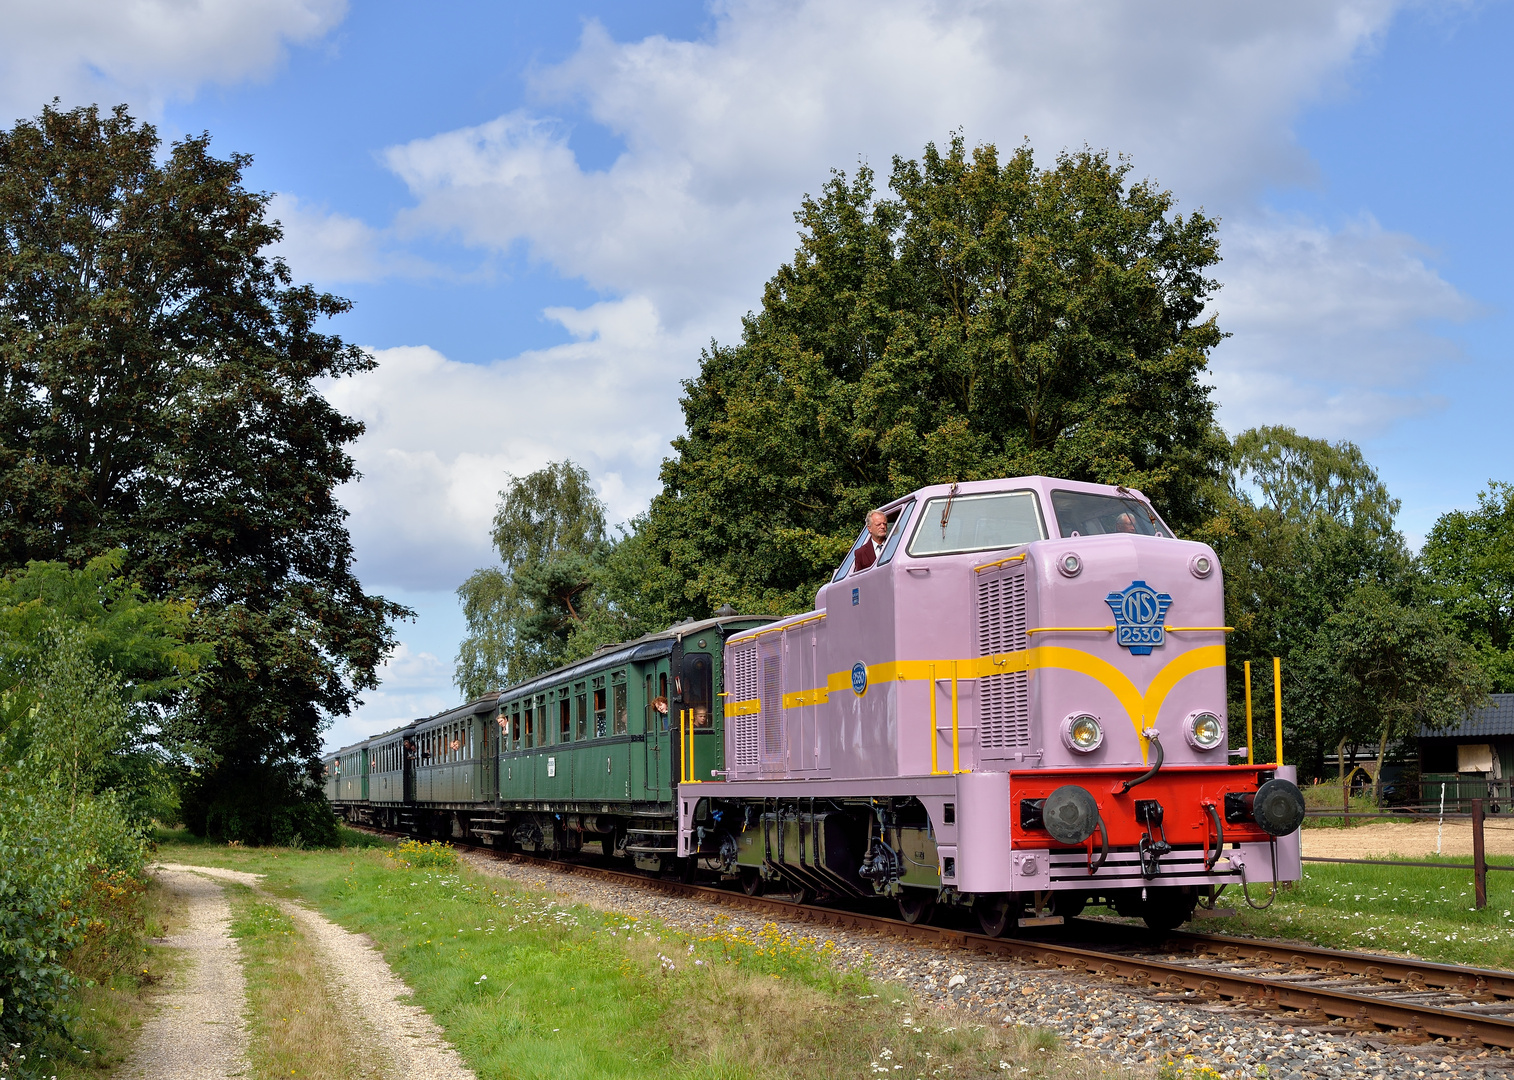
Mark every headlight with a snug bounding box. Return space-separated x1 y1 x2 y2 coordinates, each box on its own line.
1063 713 1104 752
1058 552 1082 577
1189 553 1214 578
1185 711 1224 750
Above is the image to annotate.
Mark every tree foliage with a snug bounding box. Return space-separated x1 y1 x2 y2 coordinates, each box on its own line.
0 103 405 839
1422 480 1514 692
1207 426 1485 775
641 136 1229 617
455 462 655 699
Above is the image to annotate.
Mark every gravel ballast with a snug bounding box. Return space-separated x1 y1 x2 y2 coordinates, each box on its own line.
461 851 1514 1080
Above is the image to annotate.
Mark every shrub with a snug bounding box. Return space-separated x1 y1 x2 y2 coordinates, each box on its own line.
388 839 456 869
179 761 339 848
0 778 147 1070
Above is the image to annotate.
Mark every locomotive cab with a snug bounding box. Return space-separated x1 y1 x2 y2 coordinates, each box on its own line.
681 476 1303 932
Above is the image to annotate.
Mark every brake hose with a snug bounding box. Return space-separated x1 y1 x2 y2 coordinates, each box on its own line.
1119 730 1164 794
1203 802 1224 871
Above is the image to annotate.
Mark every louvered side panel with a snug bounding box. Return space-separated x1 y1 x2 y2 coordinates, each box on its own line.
729 644 760 768
978 571 1030 750
759 640 784 765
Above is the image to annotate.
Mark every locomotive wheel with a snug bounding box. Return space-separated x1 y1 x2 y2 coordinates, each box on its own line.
739 868 764 896
898 889 935 925
1141 888 1197 932
1052 891 1088 919
975 894 1015 938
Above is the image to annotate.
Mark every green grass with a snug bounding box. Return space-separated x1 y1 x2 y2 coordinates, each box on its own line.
1217 857 1514 968
1298 782 1383 829
228 884 387 1080
156 837 1128 1080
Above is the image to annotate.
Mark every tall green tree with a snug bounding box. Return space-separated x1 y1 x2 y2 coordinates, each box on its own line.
455 461 655 699
1301 585 1487 800
0 103 406 841
1422 481 1514 692
1207 426 1485 777
641 136 1229 617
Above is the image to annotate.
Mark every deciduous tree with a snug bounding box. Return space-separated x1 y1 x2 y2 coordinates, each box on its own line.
641 136 1229 617
1422 481 1514 691
0 103 406 841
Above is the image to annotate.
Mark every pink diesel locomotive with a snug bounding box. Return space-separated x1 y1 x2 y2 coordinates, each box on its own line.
676 475 1304 933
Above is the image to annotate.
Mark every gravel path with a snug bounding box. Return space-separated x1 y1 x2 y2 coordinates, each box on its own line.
151 863 476 1080
122 866 251 1080
460 852 1514 1080
1303 820 1514 859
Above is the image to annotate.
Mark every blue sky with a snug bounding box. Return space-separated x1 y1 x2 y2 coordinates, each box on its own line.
3 1 1509 750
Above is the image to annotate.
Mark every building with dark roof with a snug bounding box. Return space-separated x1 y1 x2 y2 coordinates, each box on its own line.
1418 693 1514 809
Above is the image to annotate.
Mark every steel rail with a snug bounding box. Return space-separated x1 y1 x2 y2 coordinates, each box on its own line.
363 827 1514 1047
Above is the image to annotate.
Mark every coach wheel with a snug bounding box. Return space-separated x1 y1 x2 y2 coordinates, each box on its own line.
975 894 1014 938
898 889 935 925
739 868 763 896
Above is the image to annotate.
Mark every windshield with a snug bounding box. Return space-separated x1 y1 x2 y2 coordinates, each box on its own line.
1051 489 1172 538
906 491 1045 557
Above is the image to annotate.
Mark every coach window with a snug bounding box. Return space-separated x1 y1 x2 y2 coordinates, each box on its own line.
575 682 589 740
523 705 534 749
659 672 669 730
559 693 572 743
593 685 607 738
613 679 628 736
682 653 713 728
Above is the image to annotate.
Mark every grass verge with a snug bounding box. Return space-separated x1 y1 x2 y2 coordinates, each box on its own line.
36 876 182 1079
227 883 387 1080
1215 857 1514 968
157 837 1133 1080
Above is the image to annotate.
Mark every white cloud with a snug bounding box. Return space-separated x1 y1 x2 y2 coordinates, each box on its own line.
267 193 439 284
325 297 696 591
1211 214 1480 437
378 0 1475 439
0 0 346 124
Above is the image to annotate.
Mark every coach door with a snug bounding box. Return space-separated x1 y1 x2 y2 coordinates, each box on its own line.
402 736 416 803
643 660 672 799
480 712 499 801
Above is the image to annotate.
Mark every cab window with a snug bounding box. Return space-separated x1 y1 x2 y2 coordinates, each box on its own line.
906 490 1045 557
1050 489 1172 538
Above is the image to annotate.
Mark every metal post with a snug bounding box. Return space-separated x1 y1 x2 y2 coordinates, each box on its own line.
1244 660 1254 766
1272 656 1284 766
1473 797 1488 910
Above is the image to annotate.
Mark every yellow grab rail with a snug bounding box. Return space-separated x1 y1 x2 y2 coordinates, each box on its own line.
1273 656 1284 767
1244 660 1254 766
950 660 961 775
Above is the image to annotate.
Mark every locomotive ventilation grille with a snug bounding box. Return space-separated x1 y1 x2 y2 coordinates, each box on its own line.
977 571 1030 748
760 652 783 759
729 644 760 767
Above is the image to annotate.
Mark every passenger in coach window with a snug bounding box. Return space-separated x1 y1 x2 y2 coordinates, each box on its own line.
852 509 889 572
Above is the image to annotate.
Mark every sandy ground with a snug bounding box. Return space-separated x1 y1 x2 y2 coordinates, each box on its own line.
145 863 476 1080
121 867 251 1080
1301 819 1514 859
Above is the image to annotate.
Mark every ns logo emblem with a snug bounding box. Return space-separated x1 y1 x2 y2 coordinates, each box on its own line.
1105 580 1173 655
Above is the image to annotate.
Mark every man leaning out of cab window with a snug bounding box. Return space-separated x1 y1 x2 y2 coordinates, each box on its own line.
852 510 889 573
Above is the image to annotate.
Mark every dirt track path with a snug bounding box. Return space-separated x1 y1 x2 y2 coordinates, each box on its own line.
121 866 251 1079
138 863 476 1080
1301 819 1514 860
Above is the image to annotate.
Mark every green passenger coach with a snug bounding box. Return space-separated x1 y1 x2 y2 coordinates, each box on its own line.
329 613 770 874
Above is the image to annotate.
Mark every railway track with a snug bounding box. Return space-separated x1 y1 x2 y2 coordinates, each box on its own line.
376 828 1514 1050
